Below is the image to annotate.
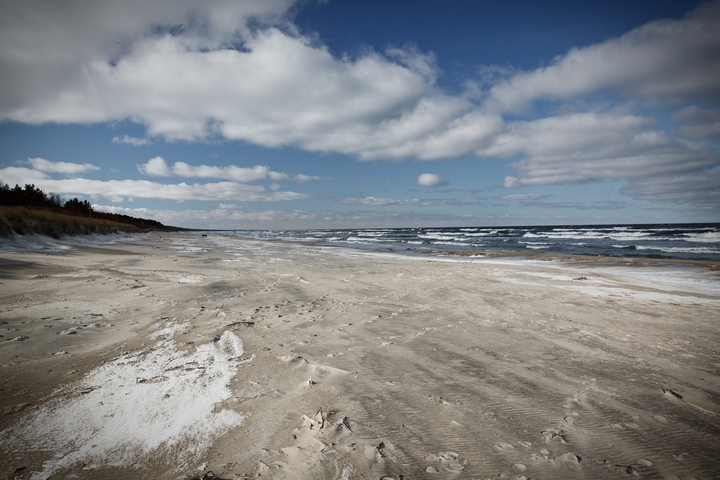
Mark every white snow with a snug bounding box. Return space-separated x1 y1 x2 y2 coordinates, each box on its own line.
1 321 250 479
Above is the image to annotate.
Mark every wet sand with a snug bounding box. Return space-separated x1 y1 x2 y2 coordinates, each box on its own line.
1 232 719 479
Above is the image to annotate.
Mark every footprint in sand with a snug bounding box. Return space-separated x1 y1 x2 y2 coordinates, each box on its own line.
424 451 465 473
541 430 567 443
563 412 579 426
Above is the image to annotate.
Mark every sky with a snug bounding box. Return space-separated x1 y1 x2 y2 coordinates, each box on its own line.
1 0 719 230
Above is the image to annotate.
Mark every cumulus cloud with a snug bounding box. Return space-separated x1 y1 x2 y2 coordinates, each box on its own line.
673 105 720 139
417 173 447 187
95 205 331 230
3 0 716 158
0 0 499 160
338 196 404 206
28 157 99 174
0 0 295 118
292 174 328 182
495 194 548 201
337 196 469 207
1 0 719 208
112 135 151 146
620 169 720 208
485 112 720 186
0 165 311 203
93 204 542 230
171 162 270 183
138 157 172 176
137 157 316 183
269 171 289 181
488 2 720 110
486 112 720 207
0 166 49 185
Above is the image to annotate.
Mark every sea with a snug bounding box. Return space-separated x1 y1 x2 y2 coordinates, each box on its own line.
208 223 720 262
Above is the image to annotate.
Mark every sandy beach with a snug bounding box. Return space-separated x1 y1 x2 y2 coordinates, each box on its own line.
1 232 719 480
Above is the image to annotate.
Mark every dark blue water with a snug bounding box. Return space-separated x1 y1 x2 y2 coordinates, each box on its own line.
211 223 720 262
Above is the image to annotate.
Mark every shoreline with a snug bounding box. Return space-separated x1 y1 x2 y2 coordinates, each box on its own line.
1 231 719 479
201 222 720 264
4 226 720 266
193 228 720 270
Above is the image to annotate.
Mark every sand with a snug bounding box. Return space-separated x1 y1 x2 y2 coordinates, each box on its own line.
1 232 719 480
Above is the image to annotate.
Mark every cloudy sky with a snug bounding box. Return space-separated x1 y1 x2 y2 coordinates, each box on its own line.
1 0 719 229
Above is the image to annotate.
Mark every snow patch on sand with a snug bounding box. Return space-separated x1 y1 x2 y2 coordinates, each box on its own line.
1 321 250 479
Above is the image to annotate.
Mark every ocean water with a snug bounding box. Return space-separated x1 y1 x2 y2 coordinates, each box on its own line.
209 223 720 262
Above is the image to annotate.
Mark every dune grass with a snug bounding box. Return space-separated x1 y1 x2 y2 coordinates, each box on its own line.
0 206 142 238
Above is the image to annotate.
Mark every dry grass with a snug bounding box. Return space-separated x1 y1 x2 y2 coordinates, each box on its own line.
0 206 142 237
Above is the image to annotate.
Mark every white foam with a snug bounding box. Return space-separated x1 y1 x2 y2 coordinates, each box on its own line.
636 245 720 255
419 233 464 240
1 322 249 479
682 231 720 243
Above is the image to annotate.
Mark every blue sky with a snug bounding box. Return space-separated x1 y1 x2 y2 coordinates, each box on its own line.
1 0 719 229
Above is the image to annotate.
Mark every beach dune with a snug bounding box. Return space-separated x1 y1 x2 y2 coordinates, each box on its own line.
1 232 719 479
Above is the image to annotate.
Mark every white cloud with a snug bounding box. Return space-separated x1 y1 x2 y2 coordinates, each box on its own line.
0 166 49 185
171 162 270 183
484 112 720 187
112 135 151 146
268 171 289 181
28 157 99 174
0 165 312 203
138 156 172 176
487 112 720 207
94 204 555 230
0 0 295 119
338 196 404 206
3 0 718 163
620 169 720 208
137 157 324 183
337 196 464 207
417 173 447 187
673 105 720 139
495 194 548 201
1 0 719 209
292 174 328 182
488 2 720 110
2 1 718 164
0 0 495 160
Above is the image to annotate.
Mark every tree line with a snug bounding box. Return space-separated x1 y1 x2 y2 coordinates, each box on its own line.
0 183 170 230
